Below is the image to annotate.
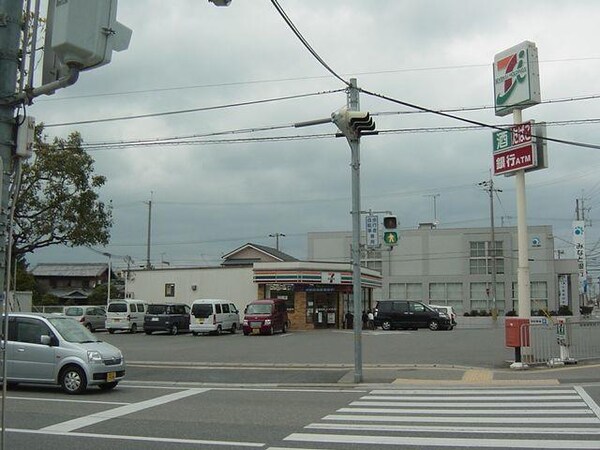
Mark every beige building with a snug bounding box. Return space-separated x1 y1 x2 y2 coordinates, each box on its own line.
308 224 580 316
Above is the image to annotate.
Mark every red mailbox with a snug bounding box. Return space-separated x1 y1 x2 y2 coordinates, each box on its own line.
505 318 530 347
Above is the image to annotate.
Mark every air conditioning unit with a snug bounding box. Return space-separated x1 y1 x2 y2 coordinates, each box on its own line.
191 284 197 291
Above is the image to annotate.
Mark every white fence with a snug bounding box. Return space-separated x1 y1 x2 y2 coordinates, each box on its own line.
523 318 600 366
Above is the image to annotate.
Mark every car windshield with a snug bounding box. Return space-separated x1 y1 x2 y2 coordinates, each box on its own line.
192 304 212 318
48 317 99 343
148 305 167 314
246 304 272 314
108 303 127 313
64 307 84 316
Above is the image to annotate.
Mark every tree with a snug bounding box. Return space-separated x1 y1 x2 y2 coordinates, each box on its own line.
13 126 112 259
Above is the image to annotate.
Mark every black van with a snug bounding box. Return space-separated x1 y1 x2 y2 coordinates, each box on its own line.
374 300 452 331
144 303 190 335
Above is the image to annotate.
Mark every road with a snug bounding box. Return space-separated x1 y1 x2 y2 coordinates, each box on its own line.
4 383 600 449
4 326 600 449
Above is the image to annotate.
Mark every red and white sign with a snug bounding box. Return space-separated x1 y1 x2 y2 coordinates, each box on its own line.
493 144 537 175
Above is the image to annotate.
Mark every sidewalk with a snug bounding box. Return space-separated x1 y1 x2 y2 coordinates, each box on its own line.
348 361 600 387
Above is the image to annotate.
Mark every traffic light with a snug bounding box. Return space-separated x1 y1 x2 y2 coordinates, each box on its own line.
383 215 398 245
49 0 132 72
331 107 376 139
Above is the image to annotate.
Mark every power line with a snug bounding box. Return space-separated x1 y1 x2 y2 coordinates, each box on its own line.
270 0 349 87
43 89 344 128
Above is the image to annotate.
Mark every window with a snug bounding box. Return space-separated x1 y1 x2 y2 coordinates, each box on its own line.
215 304 222 314
15 318 50 344
165 283 175 297
389 283 422 301
469 241 504 275
222 304 230 313
512 281 548 312
470 282 505 313
429 283 463 314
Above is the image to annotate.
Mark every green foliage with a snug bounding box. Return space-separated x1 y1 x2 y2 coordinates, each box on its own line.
13 126 112 258
87 282 122 305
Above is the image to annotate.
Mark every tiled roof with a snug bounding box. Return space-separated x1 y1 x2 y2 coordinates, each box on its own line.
31 263 108 278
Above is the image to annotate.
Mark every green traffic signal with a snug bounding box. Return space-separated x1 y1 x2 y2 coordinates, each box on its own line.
384 231 398 245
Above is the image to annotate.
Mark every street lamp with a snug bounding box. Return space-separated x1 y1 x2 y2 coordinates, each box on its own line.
103 252 112 308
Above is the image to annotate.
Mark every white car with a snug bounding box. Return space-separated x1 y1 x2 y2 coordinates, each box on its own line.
429 305 457 329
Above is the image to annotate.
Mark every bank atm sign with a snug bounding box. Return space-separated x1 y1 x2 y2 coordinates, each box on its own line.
492 121 536 175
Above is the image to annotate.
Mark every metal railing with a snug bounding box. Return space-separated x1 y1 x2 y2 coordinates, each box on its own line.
522 318 600 366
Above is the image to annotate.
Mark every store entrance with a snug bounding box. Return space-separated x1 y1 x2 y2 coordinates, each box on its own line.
310 292 337 328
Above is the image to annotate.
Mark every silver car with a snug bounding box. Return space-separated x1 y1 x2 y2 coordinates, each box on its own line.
64 305 106 332
1 313 126 394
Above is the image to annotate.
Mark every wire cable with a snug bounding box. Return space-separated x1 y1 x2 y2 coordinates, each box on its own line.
44 89 343 128
270 0 349 87
360 87 600 150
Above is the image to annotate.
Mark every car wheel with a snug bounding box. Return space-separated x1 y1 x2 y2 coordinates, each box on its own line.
85 323 93 332
60 365 87 395
192 331 198 336
170 324 179 335
130 323 138 334
269 326 274 335
282 322 288 334
108 329 115 334
230 323 237 334
98 381 119 391
145 330 152 335
428 320 440 331
381 320 392 331
243 331 249 336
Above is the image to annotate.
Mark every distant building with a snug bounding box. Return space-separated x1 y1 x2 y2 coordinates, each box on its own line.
31 263 111 303
127 243 381 330
308 224 580 316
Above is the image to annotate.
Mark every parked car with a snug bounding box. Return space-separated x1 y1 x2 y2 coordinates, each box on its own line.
1 313 125 394
374 300 452 331
144 303 190 335
430 305 457 329
189 299 240 335
105 299 147 334
242 298 289 335
63 305 106 332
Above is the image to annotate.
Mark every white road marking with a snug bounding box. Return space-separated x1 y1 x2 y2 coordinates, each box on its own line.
337 407 593 415
40 388 210 432
369 388 577 395
353 400 587 407
323 414 600 424
6 428 264 447
306 422 600 434
576 385 600 419
285 432 600 448
3 396 129 406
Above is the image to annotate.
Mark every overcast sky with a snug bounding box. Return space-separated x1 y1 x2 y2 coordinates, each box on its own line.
26 0 600 273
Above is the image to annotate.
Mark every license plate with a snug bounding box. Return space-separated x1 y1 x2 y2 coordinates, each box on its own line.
106 372 116 382
252 329 260 335
196 318 204 324
152 317 159 321
114 318 121 322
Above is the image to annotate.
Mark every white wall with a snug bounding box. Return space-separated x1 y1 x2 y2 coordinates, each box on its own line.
127 266 256 313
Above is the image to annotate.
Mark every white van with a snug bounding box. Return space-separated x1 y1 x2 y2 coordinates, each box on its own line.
189 299 240 335
105 299 147 334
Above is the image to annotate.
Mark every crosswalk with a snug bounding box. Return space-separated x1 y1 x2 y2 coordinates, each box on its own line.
269 387 600 449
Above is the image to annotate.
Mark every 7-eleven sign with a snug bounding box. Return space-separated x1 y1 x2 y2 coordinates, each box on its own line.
493 41 541 117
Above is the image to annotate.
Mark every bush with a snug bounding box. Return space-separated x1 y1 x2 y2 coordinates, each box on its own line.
557 305 573 316
505 310 517 316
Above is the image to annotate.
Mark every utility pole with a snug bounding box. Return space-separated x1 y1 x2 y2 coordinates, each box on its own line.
269 233 285 251
347 78 363 384
0 3 23 448
145 193 153 269
479 176 502 320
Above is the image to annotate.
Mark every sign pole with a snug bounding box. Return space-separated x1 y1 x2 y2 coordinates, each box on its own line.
513 108 531 368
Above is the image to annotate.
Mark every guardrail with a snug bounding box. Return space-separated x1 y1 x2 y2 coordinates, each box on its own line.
522 318 600 366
